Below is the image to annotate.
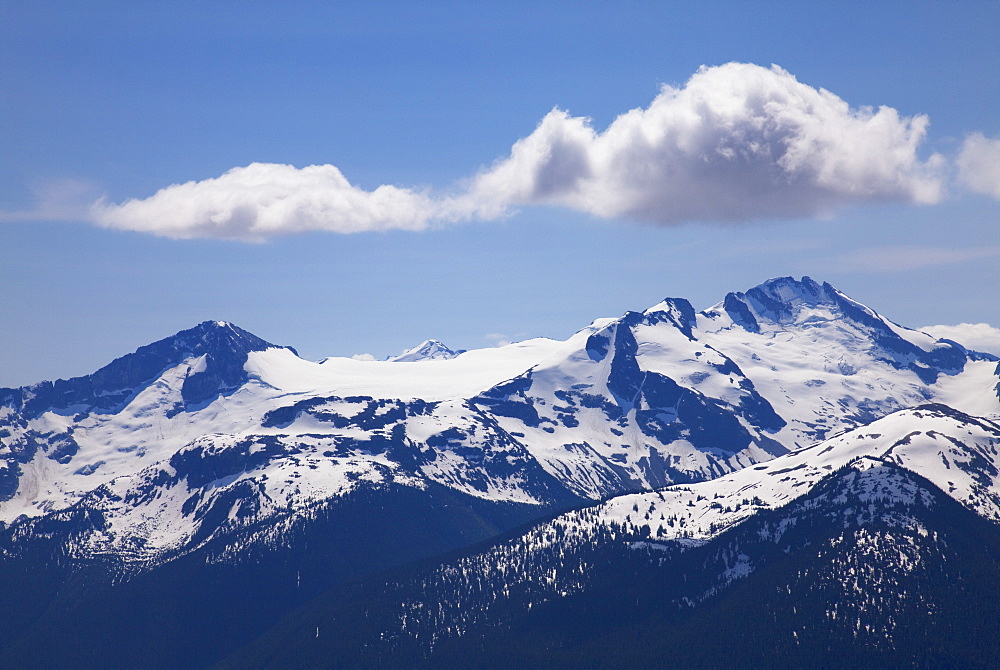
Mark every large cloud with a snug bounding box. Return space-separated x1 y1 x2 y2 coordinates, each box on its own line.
91 63 948 240
472 63 945 223
957 133 1000 199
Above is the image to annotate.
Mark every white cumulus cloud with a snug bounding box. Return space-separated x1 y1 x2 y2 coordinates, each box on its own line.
89 63 948 240
91 163 492 241
957 133 1000 199
920 323 1000 356
472 63 945 224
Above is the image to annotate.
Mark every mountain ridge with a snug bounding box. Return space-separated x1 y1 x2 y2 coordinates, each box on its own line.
0 276 998 667
2 276 996 529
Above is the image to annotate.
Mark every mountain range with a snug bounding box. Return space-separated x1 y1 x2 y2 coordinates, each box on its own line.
1 276 998 667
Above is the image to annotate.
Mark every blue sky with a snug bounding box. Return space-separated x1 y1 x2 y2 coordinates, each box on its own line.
2 1 999 387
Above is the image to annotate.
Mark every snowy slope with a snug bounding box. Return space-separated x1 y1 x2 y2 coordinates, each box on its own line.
584 403 1000 543
468 300 790 497
0 332 576 524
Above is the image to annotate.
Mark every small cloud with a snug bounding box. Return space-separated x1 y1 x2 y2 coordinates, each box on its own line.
920 323 1000 356
0 178 100 223
828 244 1000 273
957 132 1000 199
350 353 376 361
485 333 512 347
85 63 949 241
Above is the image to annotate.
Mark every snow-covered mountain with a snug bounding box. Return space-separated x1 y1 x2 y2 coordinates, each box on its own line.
0 277 996 558
387 339 463 362
1 276 998 667
589 402 1000 541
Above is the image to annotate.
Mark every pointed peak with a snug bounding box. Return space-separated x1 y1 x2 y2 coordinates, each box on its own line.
642 297 697 339
744 275 835 310
10 322 292 417
388 339 463 362
716 276 845 330
646 296 696 316
754 275 824 293
187 319 244 335
168 321 278 358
